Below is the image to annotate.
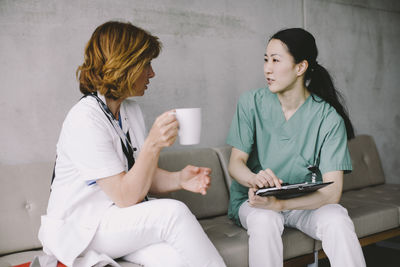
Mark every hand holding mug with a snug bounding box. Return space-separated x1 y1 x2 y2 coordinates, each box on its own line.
147 110 179 149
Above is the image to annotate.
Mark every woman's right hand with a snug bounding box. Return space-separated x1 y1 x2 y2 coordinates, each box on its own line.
146 110 179 150
250 168 283 189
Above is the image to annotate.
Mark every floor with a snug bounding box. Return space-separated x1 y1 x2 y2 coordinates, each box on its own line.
318 236 400 267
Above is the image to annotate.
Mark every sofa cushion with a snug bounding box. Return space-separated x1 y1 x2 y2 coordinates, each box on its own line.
213 146 233 188
0 162 53 256
118 261 142 267
281 227 315 260
341 197 399 237
199 215 315 266
314 198 399 251
199 215 247 267
342 184 400 222
343 135 385 191
157 148 230 219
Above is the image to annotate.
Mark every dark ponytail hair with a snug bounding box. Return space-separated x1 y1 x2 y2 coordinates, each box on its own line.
270 28 355 139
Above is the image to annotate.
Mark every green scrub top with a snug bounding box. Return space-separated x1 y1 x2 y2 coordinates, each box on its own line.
226 87 352 226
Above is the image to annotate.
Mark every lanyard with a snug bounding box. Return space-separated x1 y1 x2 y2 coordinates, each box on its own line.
84 93 136 154
51 93 141 197
83 93 138 176
51 93 136 186
87 93 149 200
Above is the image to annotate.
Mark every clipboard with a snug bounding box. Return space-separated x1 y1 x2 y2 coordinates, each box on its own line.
255 181 334 199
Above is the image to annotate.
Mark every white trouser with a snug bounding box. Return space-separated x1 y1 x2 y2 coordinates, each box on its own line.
239 201 366 267
85 199 226 267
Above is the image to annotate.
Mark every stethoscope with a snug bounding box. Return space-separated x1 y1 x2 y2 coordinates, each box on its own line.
307 142 321 183
307 165 319 183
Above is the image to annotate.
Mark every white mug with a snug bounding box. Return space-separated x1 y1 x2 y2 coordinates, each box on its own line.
175 108 202 145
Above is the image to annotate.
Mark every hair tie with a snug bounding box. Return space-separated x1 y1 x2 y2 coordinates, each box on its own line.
310 61 319 72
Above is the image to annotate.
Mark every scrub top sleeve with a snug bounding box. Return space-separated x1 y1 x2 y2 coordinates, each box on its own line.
63 111 125 182
226 93 255 154
318 116 352 175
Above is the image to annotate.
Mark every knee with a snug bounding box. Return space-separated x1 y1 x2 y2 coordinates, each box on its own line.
152 199 193 219
246 209 284 235
317 204 355 232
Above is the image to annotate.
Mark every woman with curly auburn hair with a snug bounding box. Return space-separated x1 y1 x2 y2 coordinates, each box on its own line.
77 21 161 100
38 21 226 267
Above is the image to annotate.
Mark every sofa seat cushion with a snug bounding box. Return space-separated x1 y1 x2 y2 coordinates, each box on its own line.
281 227 315 260
342 184 400 221
117 260 142 267
314 198 399 251
199 215 315 266
199 215 247 267
341 197 399 237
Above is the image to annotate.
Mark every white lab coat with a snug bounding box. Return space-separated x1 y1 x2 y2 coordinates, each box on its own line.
38 94 146 266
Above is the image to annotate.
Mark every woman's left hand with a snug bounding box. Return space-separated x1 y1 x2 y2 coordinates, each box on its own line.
248 188 283 211
180 165 211 195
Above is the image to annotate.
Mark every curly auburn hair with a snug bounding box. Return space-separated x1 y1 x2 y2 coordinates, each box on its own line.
76 21 161 99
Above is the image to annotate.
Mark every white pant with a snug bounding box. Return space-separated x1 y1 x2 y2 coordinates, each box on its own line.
85 199 226 267
239 201 366 267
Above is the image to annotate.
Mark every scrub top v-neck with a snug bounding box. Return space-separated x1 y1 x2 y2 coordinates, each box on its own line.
226 87 352 226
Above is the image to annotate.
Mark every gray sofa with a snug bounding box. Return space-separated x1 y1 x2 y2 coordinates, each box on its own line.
1 135 399 267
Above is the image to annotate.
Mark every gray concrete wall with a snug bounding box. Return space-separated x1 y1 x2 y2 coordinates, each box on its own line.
1 0 399 184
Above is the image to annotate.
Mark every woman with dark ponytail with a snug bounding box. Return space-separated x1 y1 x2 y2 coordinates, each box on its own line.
226 28 365 267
